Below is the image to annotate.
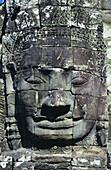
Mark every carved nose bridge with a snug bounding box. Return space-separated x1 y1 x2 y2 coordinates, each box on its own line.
50 71 63 90
43 90 70 107
41 90 71 120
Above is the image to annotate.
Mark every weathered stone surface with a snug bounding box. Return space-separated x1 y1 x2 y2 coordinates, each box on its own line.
72 146 107 167
16 68 71 91
14 162 34 170
7 93 15 117
71 7 102 29
0 79 4 95
68 0 101 8
15 47 73 69
73 96 107 120
0 156 12 170
34 162 71 170
14 0 38 9
36 27 71 47
107 143 111 168
72 167 107 170
0 0 109 169
102 0 111 9
40 6 71 26
0 3 5 40
108 115 111 140
39 0 67 6
5 73 15 94
14 6 40 31
42 47 73 68
71 71 106 97
73 120 95 141
0 95 5 141
73 47 94 66
96 121 108 146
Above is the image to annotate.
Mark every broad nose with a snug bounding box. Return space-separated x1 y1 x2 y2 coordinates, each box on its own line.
43 90 70 106
41 90 71 120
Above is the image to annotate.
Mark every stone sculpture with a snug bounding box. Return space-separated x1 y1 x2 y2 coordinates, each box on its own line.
0 0 109 169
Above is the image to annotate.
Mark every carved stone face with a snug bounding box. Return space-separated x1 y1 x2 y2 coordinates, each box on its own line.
15 47 105 146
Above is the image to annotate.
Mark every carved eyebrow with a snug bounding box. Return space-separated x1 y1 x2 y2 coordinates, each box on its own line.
39 69 52 75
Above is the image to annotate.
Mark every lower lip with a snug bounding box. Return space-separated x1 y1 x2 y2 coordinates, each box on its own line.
34 119 95 140
34 118 74 129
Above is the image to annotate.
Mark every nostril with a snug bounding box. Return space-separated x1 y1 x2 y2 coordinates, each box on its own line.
41 105 70 121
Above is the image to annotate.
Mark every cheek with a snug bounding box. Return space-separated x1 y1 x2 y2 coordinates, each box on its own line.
17 90 38 107
73 95 99 120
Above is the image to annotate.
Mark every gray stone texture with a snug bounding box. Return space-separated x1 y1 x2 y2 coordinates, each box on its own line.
0 0 110 169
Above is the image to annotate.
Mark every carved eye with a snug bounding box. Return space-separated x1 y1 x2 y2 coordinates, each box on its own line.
71 76 88 87
25 76 45 84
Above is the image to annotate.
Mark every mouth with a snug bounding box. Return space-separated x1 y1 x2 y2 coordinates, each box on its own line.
33 107 84 129
35 118 74 129
26 113 95 142
41 105 71 121
33 119 95 141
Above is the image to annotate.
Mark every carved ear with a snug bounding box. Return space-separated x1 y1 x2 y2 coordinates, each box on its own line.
6 62 16 74
6 62 16 82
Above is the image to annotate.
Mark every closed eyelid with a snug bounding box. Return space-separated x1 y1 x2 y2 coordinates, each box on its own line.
71 76 89 86
25 75 46 84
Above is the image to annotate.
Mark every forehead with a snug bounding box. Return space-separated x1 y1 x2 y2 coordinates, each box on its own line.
20 46 94 70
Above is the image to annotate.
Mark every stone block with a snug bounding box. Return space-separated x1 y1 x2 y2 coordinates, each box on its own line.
36 27 71 47
107 142 111 168
39 0 67 6
16 68 72 91
14 6 40 31
40 6 71 26
5 73 15 95
0 13 5 37
0 156 12 170
17 90 38 107
71 27 105 51
72 146 107 167
32 153 72 163
73 95 106 121
73 47 95 66
42 47 73 68
73 120 95 141
0 79 4 95
8 139 21 150
7 93 15 105
0 95 6 140
102 0 111 9
49 69 72 90
72 167 107 170
71 71 106 97
108 115 111 140
71 7 102 29
96 121 108 146
14 0 38 9
34 162 71 170
19 47 42 69
68 0 101 8
16 68 50 91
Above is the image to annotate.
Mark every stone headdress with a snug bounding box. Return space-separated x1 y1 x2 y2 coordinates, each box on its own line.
2 0 106 76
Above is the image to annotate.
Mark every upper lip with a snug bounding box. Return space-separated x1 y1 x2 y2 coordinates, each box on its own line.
41 105 71 121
